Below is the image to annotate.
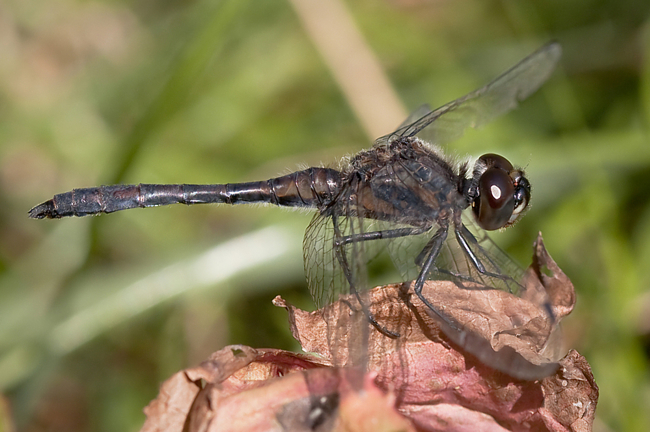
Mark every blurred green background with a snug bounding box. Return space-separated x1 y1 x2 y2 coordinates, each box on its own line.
1 0 649 430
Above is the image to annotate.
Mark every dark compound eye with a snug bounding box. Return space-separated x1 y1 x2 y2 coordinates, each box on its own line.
473 167 515 230
472 154 531 230
478 153 513 172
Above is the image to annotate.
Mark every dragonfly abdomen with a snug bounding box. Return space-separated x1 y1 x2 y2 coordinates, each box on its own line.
224 167 340 207
28 167 342 219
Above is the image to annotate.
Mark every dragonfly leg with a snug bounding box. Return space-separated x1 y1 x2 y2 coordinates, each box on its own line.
331 216 400 339
334 226 428 247
413 225 494 281
454 225 520 289
412 225 463 331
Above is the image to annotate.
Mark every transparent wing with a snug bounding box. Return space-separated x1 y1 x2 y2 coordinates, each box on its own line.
376 42 561 147
304 185 394 369
304 210 387 310
304 211 347 310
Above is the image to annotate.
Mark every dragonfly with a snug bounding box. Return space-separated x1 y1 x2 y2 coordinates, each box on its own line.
30 42 561 350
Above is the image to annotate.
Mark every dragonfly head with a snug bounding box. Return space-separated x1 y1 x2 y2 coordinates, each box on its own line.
471 153 531 231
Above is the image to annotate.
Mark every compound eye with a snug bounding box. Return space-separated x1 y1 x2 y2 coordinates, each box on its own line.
478 153 513 172
472 167 515 230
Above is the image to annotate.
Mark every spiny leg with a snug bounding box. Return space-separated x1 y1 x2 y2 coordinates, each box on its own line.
416 224 522 291
331 215 400 339
334 226 428 247
454 224 520 289
411 225 462 331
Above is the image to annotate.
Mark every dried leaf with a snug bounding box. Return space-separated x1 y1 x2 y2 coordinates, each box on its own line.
140 234 596 431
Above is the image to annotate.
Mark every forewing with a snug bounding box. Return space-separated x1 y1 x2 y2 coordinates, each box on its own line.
377 42 561 147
